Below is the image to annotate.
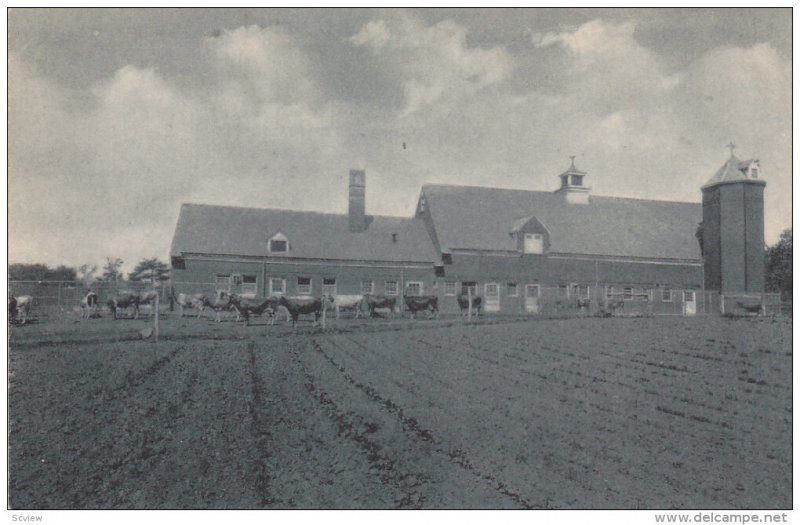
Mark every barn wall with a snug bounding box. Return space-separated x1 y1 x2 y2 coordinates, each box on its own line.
171 251 703 315
172 256 434 299
433 252 703 314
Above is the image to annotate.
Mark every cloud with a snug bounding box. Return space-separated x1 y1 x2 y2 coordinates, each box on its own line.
8 15 792 274
351 16 514 115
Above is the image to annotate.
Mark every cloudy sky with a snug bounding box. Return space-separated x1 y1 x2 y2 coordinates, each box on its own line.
9 8 792 273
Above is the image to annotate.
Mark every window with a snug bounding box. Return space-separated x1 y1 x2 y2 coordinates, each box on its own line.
406 281 423 297
297 277 312 295
571 174 583 186
557 284 569 298
445 281 457 296
322 278 336 296
571 284 589 299
360 280 374 294
461 281 477 296
606 286 616 298
242 275 258 297
661 289 673 302
269 278 286 296
524 233 543 254
269 240 287 252
525 284 540 298
683 290 696 302
623 287 633 300
385 281 398 296
507 283 518 297
215 274 230 292
231 274 243 286
268 233 289 253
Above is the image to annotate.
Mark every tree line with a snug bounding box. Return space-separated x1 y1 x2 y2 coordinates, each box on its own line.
9 258 171 287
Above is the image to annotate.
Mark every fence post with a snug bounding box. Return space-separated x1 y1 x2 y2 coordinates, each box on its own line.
154 293 159 343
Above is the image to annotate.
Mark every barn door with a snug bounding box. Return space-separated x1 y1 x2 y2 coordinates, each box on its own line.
525 284 540 314
683 290 696 316
484 283 500 313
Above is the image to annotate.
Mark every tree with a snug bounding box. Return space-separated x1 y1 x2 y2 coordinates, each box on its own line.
77 264 98 285
9 263 77 282
101 258 124 282
128 258 170 286
765 228 792 300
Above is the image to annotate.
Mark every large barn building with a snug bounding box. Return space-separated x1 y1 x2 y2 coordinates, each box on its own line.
170 153 766 316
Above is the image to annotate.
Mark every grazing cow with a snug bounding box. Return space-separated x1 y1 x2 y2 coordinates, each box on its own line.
404 295 439 319
172 289 211 318
457 292 482 316
107 291 140 320
8 295 31 324
278 296 330 328
80 290 99 319
363 294 396 318
331 294 364 319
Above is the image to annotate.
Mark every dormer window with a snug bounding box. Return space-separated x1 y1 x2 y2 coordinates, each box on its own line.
571 175 583 186
511 215 549 255
269 232 289 253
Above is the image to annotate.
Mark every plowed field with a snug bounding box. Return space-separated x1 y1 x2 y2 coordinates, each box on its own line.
8 314 792 509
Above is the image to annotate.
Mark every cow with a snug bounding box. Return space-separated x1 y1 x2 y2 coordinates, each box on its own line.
137 290 160 318
9 295 32 324
331 294 364 319
210 291 244 322
236 296 282 326
107 291 140 320
363 294 397 318
171 289 211 318
404 295 439 319
278 296 330 328
457 292 482 316
80 290 99 319
8 296 17 324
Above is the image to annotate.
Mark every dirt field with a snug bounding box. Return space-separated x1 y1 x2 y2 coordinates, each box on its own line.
7 310 792 509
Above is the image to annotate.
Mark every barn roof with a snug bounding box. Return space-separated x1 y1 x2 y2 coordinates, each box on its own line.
421 184 702 261
170 203 438 264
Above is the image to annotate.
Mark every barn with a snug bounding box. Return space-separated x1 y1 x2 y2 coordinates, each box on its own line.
170 154 766 316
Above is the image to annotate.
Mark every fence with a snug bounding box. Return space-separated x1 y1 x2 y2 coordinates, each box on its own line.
8 280 786 320
8 280 172 317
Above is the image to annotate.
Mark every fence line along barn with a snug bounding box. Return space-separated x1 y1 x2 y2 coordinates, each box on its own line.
169 152 771 316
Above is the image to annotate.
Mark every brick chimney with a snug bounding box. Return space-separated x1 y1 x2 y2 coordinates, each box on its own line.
348 169 366 232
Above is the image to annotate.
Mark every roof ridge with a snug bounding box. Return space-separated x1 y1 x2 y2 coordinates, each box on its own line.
180 202 421 222
422 184 699 205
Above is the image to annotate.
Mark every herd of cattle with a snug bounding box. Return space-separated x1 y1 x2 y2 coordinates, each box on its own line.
7 289 485 327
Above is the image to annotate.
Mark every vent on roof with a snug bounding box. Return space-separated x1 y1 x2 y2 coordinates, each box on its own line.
554 156 591 205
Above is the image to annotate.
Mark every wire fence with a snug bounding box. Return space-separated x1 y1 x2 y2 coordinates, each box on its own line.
7 280 786 320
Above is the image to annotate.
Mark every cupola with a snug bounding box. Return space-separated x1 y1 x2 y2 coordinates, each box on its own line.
554 156 591 204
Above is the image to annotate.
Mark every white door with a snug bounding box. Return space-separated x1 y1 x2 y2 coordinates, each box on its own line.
484 283 500 313
683 290 696 316
525 284 540 313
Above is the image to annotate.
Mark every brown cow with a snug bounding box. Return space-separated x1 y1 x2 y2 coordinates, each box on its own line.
363 294 396 318
404 295 439 319
278 296 330 328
